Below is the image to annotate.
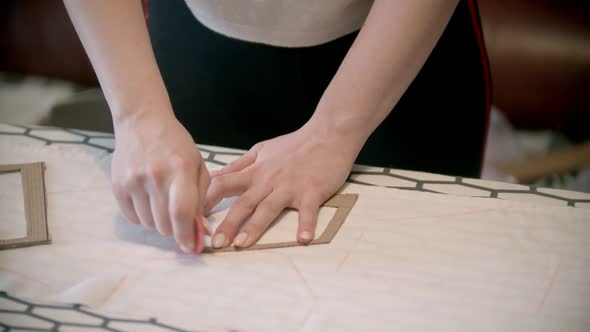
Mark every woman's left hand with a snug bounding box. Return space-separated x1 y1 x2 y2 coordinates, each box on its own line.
204 125 361 249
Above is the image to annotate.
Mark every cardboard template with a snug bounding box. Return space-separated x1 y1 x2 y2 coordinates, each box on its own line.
0 162 50 249
202 193 358 253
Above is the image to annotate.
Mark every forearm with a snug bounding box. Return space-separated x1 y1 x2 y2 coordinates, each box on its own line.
63 0 172 129
308 0 459 150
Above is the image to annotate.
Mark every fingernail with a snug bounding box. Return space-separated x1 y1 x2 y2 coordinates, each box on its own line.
180 240 194 253
212 233 226 248
233 232 248 247
202 216 212 235
300 231 313 242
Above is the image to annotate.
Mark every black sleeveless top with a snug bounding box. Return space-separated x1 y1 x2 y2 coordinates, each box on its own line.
146 0 491 178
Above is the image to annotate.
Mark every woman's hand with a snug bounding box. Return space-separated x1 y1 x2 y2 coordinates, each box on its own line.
204 125 361 249
111 111 210 253
64 1 211 252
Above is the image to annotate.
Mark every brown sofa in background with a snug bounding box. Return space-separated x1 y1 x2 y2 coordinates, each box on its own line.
1 0 589 137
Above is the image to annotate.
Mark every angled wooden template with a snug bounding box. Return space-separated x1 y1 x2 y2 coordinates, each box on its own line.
202 193 358 253
0 162 50 249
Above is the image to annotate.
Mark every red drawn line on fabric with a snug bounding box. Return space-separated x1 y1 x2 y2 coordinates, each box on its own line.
336 232 365 272
287 255 316 300
536 258 561 313
102 274 128 308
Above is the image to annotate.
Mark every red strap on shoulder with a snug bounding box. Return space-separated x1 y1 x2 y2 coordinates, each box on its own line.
467 0 493 174
142 0 150 20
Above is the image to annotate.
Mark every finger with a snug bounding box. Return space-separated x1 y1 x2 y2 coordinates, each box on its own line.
233 191 290 248
168 173 199 253
297 194 321 244
198 166 211 214
193 168 211 252
193 214 206 254
201 215 212 236
149 191 172 236
210 149 257 178
204 170 252 215
112 188 140 224
211 186 270 249
131 192 156 230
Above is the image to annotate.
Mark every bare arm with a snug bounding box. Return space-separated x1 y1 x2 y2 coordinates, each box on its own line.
308 0 460 150
63 0 171 124
64 0 210 253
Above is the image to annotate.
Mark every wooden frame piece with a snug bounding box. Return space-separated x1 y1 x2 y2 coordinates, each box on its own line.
498 142 590 183
0 162 50 249
203 193 358 253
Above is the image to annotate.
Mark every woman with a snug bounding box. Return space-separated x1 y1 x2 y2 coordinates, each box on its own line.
64 0 490 253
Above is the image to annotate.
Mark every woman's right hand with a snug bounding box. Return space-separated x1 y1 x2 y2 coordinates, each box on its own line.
111 111 210 253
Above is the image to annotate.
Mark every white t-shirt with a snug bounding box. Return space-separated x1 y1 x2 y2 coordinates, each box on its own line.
184 0 374 47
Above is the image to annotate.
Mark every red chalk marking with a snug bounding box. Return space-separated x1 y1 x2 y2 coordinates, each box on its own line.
102 274 128 307
536 259 561 313
335 252 352 273
288 256 316 300
336 232 364 272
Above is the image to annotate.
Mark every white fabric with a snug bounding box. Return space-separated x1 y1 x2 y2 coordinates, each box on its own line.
1 136 590 331
184 0 374 47
0 171 26 240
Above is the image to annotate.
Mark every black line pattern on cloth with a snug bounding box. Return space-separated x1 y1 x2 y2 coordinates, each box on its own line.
0 291 230 332
1 124 588 207
1 123 589 329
